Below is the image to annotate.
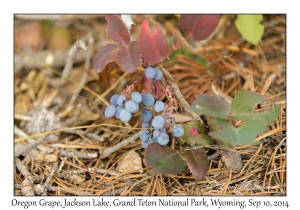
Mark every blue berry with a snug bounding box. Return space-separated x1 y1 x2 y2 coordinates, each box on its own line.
159 127 166 133
115 106 124 119
151 116 165 129
172 124 184 137
157 133 169 145
154 69 163 80
141 109 153 122
142 93 155 107
153 129 161 138
140 130 150 141
131 91 142 103
117 95 126 106
110 94 120 105
132 102 139 113
142 138 154 148
142 121 151 128
104 105 116 118
125 100 139 113
154 101 165 112
145 67 157 79
120 109 132 123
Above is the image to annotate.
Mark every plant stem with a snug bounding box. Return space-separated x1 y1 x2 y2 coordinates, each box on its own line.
160 66 202 123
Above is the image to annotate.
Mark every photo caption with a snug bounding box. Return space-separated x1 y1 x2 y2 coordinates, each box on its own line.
11 198 290 209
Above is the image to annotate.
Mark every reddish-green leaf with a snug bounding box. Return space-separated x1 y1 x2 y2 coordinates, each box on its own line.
116 41 140 73
190 94 231 119
182 121 213 146
180 15 220 41
184 148 209 182
139 20 169 65
93 44 119 73
105 15 130 45
145 143 186 175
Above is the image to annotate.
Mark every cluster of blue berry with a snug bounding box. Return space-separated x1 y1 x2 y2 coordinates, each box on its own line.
140 113 184 148
104 66 184 148
144 66 163 80
104 91 141 122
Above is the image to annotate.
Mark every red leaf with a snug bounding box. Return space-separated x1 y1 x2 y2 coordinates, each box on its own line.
116 41 140 73
145 143 186 175
180 15 220 41
184 148 209 182
139 20 169 65
141 77 152 95
105 15 130 45
92 44 119 73
141 78 164 99
154 80 164 99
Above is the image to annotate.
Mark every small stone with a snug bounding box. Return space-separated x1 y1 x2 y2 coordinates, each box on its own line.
221 150 243 171
116 150 143 173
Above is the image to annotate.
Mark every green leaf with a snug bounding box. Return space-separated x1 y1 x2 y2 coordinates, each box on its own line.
190 91 281 145
204 116 232 148
145 143 186 175
167 36 173 47
190 94 231 119
190 91 280 125
231 90 281 124
184 148 209 182
231 90 266 115
235 15 264 45
216 139 232 149
166 48 215 73
237 105 281 125
209 119 266 145
194 57 216 73
182 122 213 146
